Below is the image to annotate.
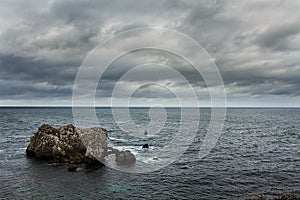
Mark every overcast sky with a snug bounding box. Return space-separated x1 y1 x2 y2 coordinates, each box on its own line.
0 0 299 107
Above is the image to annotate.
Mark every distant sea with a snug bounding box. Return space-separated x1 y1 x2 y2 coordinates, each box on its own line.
0 107 299 199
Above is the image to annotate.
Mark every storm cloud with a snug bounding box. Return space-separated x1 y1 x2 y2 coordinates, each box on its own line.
0 0 299 106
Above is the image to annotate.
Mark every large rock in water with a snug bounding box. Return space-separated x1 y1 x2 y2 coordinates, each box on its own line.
26 124 108 164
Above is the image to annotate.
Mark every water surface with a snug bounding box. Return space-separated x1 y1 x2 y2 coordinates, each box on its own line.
0 107 299 199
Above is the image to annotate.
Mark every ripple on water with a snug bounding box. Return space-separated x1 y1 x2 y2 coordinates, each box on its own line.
0 108 299 199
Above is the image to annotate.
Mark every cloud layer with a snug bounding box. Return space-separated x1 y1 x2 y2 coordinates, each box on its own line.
0 0 300 106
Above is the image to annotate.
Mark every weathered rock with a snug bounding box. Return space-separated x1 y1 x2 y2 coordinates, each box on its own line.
107 147 137 165
26 124 108 165
115 150 136 165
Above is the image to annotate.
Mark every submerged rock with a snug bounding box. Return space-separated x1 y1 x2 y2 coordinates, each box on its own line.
26 124 108 165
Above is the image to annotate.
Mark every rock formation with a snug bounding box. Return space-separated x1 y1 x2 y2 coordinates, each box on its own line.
115 150 136 165
107 147 136 165
26 124 108 165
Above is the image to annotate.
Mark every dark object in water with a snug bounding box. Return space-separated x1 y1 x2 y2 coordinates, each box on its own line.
107 147 136 165
142 144 149 149
144 131 148 135
67 164 78 172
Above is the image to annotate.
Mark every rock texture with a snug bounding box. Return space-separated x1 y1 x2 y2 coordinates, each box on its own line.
115 150 136 165
26 124 108 165
106 147 136 165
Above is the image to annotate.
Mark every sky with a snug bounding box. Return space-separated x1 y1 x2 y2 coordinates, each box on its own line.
0 0 299 107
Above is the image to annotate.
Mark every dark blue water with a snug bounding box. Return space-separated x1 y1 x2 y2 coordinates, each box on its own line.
0 108 299 199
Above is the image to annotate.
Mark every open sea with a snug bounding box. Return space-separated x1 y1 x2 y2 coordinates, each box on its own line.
0 107 299 199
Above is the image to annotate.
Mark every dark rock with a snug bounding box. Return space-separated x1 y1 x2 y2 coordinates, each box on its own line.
67 164 78 172
83 156 102 165
142 144 149 149
115 150 136 165
26 124 108 165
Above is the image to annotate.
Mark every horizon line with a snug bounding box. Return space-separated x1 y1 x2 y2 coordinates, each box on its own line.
0 106 299 108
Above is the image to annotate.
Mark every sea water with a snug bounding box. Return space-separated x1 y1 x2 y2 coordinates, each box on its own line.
0 107 299 199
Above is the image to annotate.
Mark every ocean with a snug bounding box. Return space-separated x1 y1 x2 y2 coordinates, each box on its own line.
0 107 299 199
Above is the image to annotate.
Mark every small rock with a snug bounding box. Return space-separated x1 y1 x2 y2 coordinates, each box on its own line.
68 164 78 172
115 150 136 165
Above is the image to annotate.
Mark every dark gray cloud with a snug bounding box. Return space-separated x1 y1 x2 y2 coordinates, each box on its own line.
0 54 77 84
255 21 300 51
0 0 299 106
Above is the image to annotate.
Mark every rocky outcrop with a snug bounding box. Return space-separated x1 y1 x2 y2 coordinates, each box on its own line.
107 147 136 165
26 124 108 165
